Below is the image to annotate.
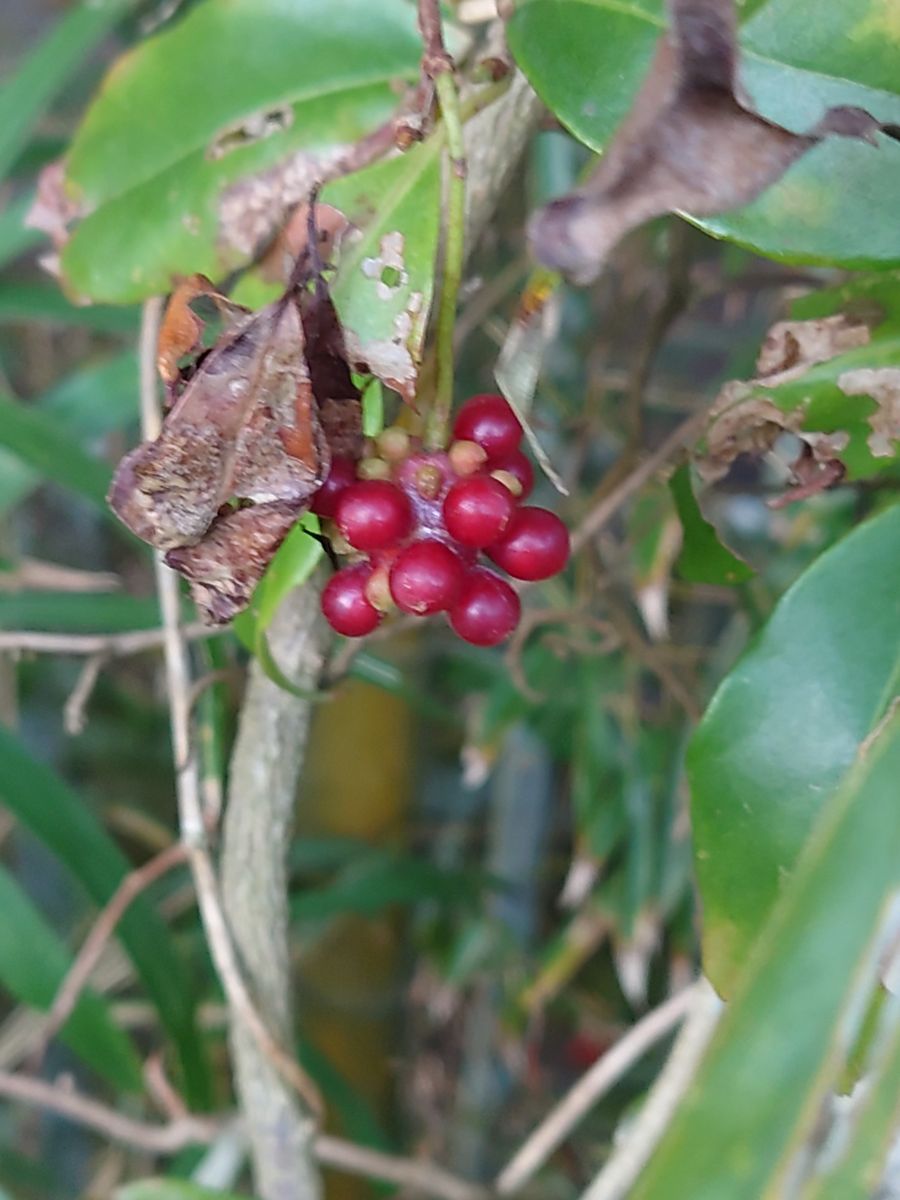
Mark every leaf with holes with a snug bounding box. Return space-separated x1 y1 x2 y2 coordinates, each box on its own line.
55 0 424 302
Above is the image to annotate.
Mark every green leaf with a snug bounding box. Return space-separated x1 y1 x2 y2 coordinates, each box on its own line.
801 1010 900 1199
116 1184 249 1200
0 727 211 1106
0 0 140 183
291 851 485 921
507 0 900 266
0 352 137 514
0 282 138 333
233 515 323 650
0 865 142 1091
689 503 900 991
631 705 900 1200
323 146 441 396
0 392 111 508
670 464 753 584
0 192 42 270
0 592 161 633
60 0 424 302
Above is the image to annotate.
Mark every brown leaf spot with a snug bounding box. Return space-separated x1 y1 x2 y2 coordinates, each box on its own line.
755 316 871 381
838 367 900 458
207 105 294 161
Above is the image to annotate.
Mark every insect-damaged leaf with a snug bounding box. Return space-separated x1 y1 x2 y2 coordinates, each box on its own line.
527 0 900 285
109 268 362 623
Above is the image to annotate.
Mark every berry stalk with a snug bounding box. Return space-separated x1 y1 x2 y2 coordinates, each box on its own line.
426 65 467 451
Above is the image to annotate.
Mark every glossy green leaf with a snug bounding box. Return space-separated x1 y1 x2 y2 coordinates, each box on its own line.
631 706 900 1200
689 503 900 991
0 726 210 1105
507 0 900 265
0 392 111 508
670 464 753 584
0 866 141 1091
0 0 140 183
60 0 424 302
117 1184 248 1200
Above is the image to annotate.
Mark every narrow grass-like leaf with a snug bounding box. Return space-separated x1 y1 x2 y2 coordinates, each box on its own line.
0 392 111 508
0 865 141 1091
0 727 211 1105
0 0 140 182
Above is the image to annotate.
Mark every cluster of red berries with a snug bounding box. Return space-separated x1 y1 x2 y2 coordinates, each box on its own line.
313 394 569 646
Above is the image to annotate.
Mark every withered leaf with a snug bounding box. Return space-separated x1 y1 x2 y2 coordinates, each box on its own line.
528 0 899 285
837 367 900 459
109 257 362 624
156 274 250 386
697 314 867 486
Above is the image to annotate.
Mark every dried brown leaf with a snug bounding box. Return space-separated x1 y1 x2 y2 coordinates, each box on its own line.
109 256 362 623
838 367 900 458
156 274 250 385
528 0 894 284
696 315 868 485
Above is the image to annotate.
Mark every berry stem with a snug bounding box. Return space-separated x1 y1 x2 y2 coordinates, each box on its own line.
426 66 467 451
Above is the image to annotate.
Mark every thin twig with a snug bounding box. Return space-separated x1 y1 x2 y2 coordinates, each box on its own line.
420 0 467 449
0 1069 221 1154
494 984 698 1195
35 844 190 1066
0 624 219 656
580 978 724 1200
0 1069 484 1200
63 652 107 735
571 409 707 554
316 1136 488 1200
139 298 324 1120
0 559 120 593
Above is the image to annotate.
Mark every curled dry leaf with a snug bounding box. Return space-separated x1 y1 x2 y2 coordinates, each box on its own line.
109 265 362 624
528 0 899 284
697 314 870 494
837 368 900 460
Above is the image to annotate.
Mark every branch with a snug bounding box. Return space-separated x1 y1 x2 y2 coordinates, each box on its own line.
218 37 542 1200
0 1069 221 1155
0 623 219 656
0 1070 484 1200
580 978 724 1200
571 409 707 554
220 587 327 1200
34 844 190 1066
139 300 323 1146
494 985 698 1195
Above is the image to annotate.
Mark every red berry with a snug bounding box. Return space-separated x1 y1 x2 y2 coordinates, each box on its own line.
449 568 521 646
487 507 570 581
453 394 522 459
443 475 515 548
310 455 357 518
321 563 382 637
393 451 455 534
389 539 464 615
335 480 412 551
489 447 534 500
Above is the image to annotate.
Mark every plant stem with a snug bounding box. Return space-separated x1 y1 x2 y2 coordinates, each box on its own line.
426 66 467 450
